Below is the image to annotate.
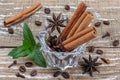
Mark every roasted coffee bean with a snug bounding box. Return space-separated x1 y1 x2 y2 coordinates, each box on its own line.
96 49 103 55
65 5 70 10
16 73 25 78
44 8 51 14
19 66 26 73
112 40 119 47
61 72 70 79
60 45 66 52
101 57 110 64
103 21 110 25
53 71 61 77
102 32 110 38
94 22 101 27
35 21 42 26
30 70 37 76
86 46 95 53
25 62 33 67
8 60 17 68
8 28 14 34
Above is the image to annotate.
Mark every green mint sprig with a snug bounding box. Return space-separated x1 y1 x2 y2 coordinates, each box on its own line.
8 23 46 67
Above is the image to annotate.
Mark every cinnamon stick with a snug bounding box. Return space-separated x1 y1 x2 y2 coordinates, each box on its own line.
62 27 95 45
64 30 97 51
67 11 88 38
74 12 94 34
59 2 87 38
4 2 42 27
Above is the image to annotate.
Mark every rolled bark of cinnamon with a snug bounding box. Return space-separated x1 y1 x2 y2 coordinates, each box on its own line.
67 11 88 38
74 12 94 34
59 2 87 38
62 26 96 45
64 30 97 51
4 2 42 27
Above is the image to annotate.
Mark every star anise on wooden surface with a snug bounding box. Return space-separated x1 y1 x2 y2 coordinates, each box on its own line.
47 13 66 33
81 55 102 77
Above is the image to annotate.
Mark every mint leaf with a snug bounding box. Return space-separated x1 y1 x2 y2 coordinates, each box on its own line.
29 43 47 67
23 23 36 49
8 23 47 68
8 46 29 59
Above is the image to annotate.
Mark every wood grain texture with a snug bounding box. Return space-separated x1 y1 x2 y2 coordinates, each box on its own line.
0 0 120 80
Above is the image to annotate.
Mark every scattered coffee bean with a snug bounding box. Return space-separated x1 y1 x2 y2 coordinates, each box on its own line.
19 66 26 73
30 70 37 76
35 21 42 26
102 32 110 38
65 5 70 10
103 21 110 25
53 71 61 77
86 46 95 53
61 72 70 79
101 57 110 64
96 49 103 55
44 8 51 14
25 62 33 67
112 40 119 47
94 22 101 27
16 72 25 78
8 28 14 34
8 60 17 68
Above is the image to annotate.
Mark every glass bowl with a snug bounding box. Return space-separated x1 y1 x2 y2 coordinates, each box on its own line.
38 30 86 70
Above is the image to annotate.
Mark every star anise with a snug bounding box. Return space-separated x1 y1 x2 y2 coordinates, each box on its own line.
81 55 102 77
47 13 66 33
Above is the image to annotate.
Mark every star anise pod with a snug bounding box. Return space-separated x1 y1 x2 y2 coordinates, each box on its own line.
81 55 102 77
47 13 66 33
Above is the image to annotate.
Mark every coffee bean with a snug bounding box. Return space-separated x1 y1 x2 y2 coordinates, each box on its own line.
25 62 33 67
30 70 37 76
96 49 103 55
16 73 25 78
86 46 95 53
101 57 110 64
44 8 51 14
19 66 26 73
112 40 119 47
65 5 70 10
8 28 14 34
94 22 101 27
53 71 61 77
60 45 66 52
35 21 42 26
103 21 110 25
61 72 70 79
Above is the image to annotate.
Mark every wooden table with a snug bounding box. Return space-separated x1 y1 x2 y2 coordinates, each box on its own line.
0 0 120 80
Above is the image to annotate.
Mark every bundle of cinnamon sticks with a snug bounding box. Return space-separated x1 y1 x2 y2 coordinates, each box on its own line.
4 2 42 27
59 2 97 51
